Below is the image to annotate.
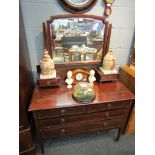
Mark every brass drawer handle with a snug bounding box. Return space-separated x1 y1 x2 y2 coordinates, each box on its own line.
104 122 108 126
47 81 51 86
105 112 109 117
61 118 65 123
61 109 65 114
61 129 65 134
107 103 112 109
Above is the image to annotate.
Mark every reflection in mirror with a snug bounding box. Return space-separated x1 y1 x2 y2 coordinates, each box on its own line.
67 0 90 6
50 18 105 64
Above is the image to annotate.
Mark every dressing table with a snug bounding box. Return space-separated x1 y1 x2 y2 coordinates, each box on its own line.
29 14 134 154
29 81 134 154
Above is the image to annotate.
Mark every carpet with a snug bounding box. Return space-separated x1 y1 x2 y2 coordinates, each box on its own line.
37 129 135 155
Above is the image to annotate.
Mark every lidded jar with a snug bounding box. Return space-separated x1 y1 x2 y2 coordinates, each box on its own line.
103 49 116 70
40 49 55 76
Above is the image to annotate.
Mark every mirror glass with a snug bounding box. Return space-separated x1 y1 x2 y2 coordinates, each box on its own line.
67 0 90 6
50 18 105 64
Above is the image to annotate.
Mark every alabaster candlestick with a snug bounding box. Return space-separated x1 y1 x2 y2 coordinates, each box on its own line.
65 71 73 88
88 70 96 86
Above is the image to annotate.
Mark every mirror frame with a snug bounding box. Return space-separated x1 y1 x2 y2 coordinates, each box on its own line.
58 0 97 13
46 14 109 67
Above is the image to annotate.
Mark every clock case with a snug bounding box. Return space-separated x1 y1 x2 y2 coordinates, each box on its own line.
72 69 90 84
58 0 97 13
38 14 115 84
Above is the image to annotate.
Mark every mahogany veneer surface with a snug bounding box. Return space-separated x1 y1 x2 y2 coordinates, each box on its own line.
29 81 134 111
29 81 134 154
40 118 126 139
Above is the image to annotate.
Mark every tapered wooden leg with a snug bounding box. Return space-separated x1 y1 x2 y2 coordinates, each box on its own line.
114 128 121 141
35 129 44 154
40 141 44 154
36 136 44 154
33 112 44 154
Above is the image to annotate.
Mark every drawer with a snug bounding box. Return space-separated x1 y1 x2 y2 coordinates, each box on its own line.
40 118 126 139
87 100 130 113
101 74 119 82
37 77 61 88
39 108 129 129
38 106 86 119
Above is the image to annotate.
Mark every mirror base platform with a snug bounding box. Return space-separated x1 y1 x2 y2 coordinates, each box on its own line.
95 68 119 83
37 73 61 88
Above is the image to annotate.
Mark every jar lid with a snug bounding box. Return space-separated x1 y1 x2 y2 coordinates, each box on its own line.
104 49 115 61
40 49 53 62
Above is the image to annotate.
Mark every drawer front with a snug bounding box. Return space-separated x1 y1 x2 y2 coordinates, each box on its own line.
38 106 86 119
39 108 129 129
101 74 119 81
38 78 60 88
40 118 126 139
87 100 130 113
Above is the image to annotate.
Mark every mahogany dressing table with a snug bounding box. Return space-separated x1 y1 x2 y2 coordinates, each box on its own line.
29 81 134 154
29 14 135 154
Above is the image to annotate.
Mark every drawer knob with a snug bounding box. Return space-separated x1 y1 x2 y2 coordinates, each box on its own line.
61 118 65 123
104 122 107 126
47 81 51 86
107 103 112 108
61 109 65 114
105 112 109 117
61 129 65 134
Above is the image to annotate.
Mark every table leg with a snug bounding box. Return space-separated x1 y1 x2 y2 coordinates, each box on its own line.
83 54 86 61
38 137 44 154
33 112 44 154
69 51 72 62
93 53 97 60
114 128 121 141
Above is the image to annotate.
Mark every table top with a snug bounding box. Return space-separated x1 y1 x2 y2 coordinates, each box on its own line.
69 47 97 54
29 81 134 111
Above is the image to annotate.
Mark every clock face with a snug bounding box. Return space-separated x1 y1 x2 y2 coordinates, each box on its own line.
76 73 84 81
68 0 89 6
58 0 97 13
105 0 114 4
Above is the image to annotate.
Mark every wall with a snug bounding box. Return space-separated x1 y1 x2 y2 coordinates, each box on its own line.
20 0 135 81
